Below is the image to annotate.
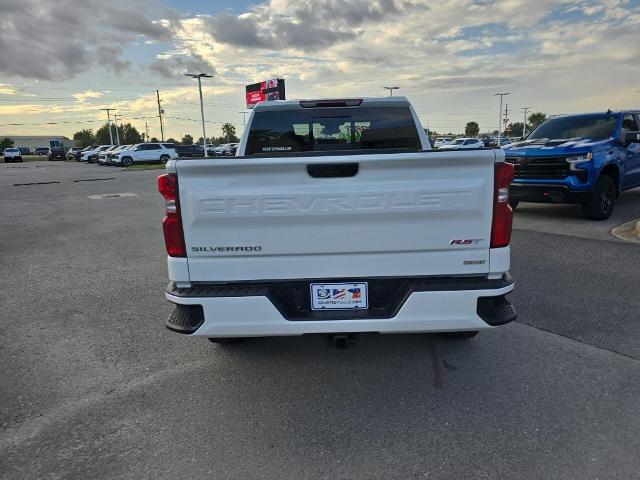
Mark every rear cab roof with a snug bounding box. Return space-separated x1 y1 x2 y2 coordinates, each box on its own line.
239 96 430 154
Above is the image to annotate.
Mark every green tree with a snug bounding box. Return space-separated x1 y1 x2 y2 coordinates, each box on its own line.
119 123 142 145
150 137 159 142
0 137 15 151
464 121 479 137
508 122 533 138
221 123 239 143
528 112 547 129
166 137 177 143
94 123 114 144
72 129 94 147
182 134 194 145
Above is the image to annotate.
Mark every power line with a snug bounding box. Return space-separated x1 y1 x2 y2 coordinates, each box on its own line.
0 115 158 127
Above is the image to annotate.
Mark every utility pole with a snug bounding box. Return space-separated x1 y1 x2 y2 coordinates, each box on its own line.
383 86 399 96
145 122 149 142
156 90 164 142
185 73 213 156
494 93 510 145
100 108 115 145
238 111 247 126
521 107 530 138
112 114 121 146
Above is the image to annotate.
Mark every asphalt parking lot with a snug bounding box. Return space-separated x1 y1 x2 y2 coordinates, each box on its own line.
1 161 640 480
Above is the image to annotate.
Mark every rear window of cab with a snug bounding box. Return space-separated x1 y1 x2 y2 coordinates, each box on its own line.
246 106 421 155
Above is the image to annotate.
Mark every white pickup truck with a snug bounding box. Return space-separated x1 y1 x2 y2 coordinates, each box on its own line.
159 97 516 345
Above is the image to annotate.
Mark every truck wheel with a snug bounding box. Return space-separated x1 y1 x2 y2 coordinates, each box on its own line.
440 331 478 339
160 154 170 164
509 200 519 210
208 337 246 344
121 156 133 167
582 175 616 220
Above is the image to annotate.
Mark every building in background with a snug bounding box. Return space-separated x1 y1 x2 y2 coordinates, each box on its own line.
0 135 74 152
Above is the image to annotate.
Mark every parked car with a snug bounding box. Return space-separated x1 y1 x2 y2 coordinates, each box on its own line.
117 142 178 167
504 110 640 219
48 145 67 161
76 145 96 161
482 137 511 148
102 144 132 165
222 143 239 156
3 147 23 162
66 147 84 160
160 96 516 344
212 143 238 155
211 143 238 155
438 138 484 150
18 147 31 155
81 145 112 163
433 137 452 148
175 144 205 158
34 147 49 156
96 146 119 165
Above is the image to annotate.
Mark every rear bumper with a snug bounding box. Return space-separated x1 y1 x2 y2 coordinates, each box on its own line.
510 184 592 204
164 274 516 337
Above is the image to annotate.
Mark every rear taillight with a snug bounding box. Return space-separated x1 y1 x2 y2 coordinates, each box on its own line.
491 162 515 248
158 173 186 257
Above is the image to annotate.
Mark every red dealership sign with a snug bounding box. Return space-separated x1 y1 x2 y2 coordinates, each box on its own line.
245 78 286 109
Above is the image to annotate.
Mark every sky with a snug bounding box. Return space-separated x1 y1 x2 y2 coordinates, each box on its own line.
0 0 639 141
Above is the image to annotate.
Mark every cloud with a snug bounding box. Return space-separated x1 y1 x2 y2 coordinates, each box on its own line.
195 0 420 52
73 91 105 102
0 0 172 81
0 84 17 95
150 52 215 79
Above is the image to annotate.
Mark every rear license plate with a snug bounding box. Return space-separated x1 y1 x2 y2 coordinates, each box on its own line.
310 282 368 311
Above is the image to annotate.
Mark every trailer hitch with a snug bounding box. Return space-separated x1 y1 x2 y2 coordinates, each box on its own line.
326 333 356 349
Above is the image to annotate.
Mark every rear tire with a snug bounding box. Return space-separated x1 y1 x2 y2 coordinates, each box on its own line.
207 337 246 345
121 156 133 167
440 331 479 339
582 175 616 220
509 199 519 210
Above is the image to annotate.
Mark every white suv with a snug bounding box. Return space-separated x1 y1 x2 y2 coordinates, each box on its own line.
439 138 484 150
117 143 178 167
3 148 23 163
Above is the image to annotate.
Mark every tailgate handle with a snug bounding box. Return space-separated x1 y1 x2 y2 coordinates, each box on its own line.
307 163 359 178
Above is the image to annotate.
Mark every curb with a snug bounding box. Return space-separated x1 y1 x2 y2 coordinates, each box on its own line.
610 219 640 243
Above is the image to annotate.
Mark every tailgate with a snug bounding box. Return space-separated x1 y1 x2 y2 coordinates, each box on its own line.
177 150 496 282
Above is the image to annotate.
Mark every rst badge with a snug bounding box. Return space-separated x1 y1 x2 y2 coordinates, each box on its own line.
450 239 483 245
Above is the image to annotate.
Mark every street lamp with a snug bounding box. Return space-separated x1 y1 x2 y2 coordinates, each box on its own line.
383 86 399 96
185 73 213 157
100 108 115 145
494 93 510 145
113 113 122 146
521 107 530 139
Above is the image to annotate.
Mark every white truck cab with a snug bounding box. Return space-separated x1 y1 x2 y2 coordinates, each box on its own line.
159 97 516 344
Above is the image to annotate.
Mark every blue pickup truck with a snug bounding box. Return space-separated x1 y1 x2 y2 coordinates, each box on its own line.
504 111 640 219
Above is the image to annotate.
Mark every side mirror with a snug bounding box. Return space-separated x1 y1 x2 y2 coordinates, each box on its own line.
625 132 640 144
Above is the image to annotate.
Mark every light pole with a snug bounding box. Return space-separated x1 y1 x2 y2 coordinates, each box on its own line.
113 114 122 146
521 107 530 138
185 73 213 157
100 108 115 145
238 111 247 126
383 86 399 96
494 93 510 145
